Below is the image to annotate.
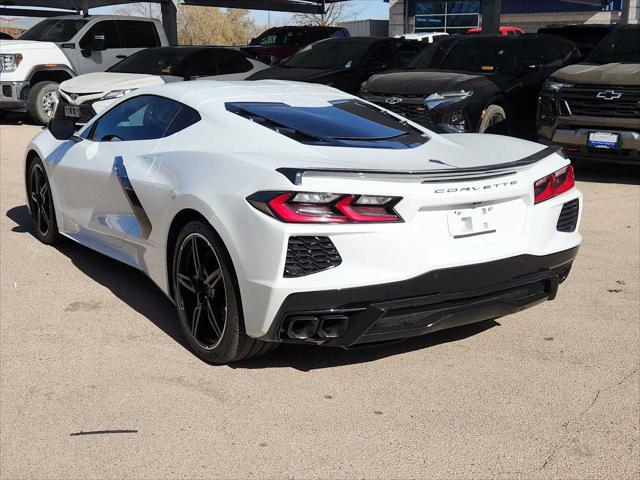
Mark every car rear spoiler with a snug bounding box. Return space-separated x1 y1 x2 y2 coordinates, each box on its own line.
276 146 562 185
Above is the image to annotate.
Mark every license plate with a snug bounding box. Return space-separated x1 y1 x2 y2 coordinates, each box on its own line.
64 105 80 118
587 131 620 149
448 206 496 238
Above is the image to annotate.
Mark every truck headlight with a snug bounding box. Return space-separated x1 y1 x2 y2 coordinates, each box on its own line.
0 54 23 73
424 90 473 109
543 79 573 92
101 89 134 100
448 108 469 132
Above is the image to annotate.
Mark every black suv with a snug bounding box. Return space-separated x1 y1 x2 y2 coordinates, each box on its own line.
360 34 579 137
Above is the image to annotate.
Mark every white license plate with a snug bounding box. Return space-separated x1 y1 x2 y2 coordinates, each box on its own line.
448 206 496 238
587 131 619 149
64 105 80 118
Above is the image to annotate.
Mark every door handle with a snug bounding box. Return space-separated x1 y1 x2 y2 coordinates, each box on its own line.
115 55 127 59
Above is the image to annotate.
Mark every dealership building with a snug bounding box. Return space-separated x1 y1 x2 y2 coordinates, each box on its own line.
389 0 639 36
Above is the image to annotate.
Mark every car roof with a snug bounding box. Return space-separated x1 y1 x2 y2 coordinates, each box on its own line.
44 14 158 21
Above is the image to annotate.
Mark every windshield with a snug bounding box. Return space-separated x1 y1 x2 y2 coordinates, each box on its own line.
409 37 516 73
586 28 640 64
108 48 190 76
19 19 88 42
283 40 371 69
252 28 306 46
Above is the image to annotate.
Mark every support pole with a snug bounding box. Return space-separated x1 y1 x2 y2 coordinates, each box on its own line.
161 0 178 46
481 0 501 34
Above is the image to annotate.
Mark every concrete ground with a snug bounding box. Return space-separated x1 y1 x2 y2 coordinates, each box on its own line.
1 120 638 480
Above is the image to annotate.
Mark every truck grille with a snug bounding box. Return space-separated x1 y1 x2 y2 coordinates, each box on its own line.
557 199 579 233
284 236 341 278
559 85 640 119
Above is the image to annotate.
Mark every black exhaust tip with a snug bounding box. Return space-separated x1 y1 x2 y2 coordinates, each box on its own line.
318 315 349 339
286 316 319 340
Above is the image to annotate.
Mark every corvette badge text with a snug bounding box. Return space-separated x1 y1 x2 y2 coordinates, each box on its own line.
435 180 518 193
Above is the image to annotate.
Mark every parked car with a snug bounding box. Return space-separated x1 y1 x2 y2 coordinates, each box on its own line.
55 46 268 126
241 25 349 65
394 32 449 43
360 34 579 136
247 37 424 95
468 26 524 36
537 24 639 165
0 32 13 40
537 24 616 61
0 15 168 124
31 80 581 363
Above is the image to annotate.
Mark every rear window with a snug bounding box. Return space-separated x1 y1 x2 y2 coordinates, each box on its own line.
226 99 428 149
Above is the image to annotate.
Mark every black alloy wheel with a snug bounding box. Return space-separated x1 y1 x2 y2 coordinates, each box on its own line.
27 157 59 244
175 232 228 350
172 221 278 363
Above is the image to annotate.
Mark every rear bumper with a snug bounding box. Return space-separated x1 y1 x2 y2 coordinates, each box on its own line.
262 246 579 346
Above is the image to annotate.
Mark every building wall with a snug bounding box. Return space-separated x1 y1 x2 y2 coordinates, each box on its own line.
388 0 634 36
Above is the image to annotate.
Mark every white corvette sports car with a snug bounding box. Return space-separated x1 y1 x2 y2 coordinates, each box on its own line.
26 80 582 363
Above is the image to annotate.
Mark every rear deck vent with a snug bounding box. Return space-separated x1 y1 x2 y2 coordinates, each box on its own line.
557 199 579 232
284 236 341 278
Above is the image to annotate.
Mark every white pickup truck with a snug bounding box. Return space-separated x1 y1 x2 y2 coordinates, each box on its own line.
0 15 168 124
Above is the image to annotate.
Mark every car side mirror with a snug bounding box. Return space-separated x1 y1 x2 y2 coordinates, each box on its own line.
249 37 258 45
48 118 76 140
91 33 106 52
183 68 200 81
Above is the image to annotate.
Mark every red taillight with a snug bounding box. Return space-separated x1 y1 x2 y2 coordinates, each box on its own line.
534 165 575 204
247 191 403 224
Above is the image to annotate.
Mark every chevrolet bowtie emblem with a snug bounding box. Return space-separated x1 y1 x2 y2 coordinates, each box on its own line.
596 90 622 100
385 97 402 105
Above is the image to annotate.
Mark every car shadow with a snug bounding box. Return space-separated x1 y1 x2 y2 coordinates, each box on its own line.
6 204 499 371
0 112 37 126
573 160 640 186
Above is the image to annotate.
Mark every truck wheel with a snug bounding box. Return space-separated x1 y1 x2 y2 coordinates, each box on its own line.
478 104 507 134
27 81 59 125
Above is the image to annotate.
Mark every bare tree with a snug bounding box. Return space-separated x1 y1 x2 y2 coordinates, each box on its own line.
114 2 162 20
177 6 258 46
291 1 362 27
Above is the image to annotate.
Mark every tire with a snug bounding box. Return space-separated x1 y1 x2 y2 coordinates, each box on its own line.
478 104 507 134
172 220 277 364
27 81 59 125
27 156 61 244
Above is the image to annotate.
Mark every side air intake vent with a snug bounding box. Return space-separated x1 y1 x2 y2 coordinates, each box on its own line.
557 199 579 232
284 236 341 278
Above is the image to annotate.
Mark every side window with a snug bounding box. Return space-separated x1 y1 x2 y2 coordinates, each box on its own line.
540 39 564 68
79 20 120 50
164 106 201 137
364 42 394 71
117 21 160 48
517 38 542 68
395 41 422 67
331 29 348 38
90 95 183 142
216 50 253 75
182 50 219 77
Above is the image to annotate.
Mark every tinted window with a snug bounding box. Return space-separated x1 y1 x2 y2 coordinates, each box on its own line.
117 20 159 48
181 50 219 76
164 106 202 137
253 27 306 46
283 39 374 69
226 99 427 149
108 48 191 75
19 19 88 42
587 27 640 64
91 95 183 142
437 38 517 73
216 50 252 74
79 21 120 50
330 29 348 38
517 38 542 67
364 42 394 70
395 41 423 67
540 39 564 67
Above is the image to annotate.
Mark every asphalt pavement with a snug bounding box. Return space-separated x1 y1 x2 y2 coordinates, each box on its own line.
1 120 638 479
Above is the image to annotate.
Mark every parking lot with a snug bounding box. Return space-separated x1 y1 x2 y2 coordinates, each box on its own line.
0 119 638 479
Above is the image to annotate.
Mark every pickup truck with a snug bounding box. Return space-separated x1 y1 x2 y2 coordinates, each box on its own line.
0 15 168 124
